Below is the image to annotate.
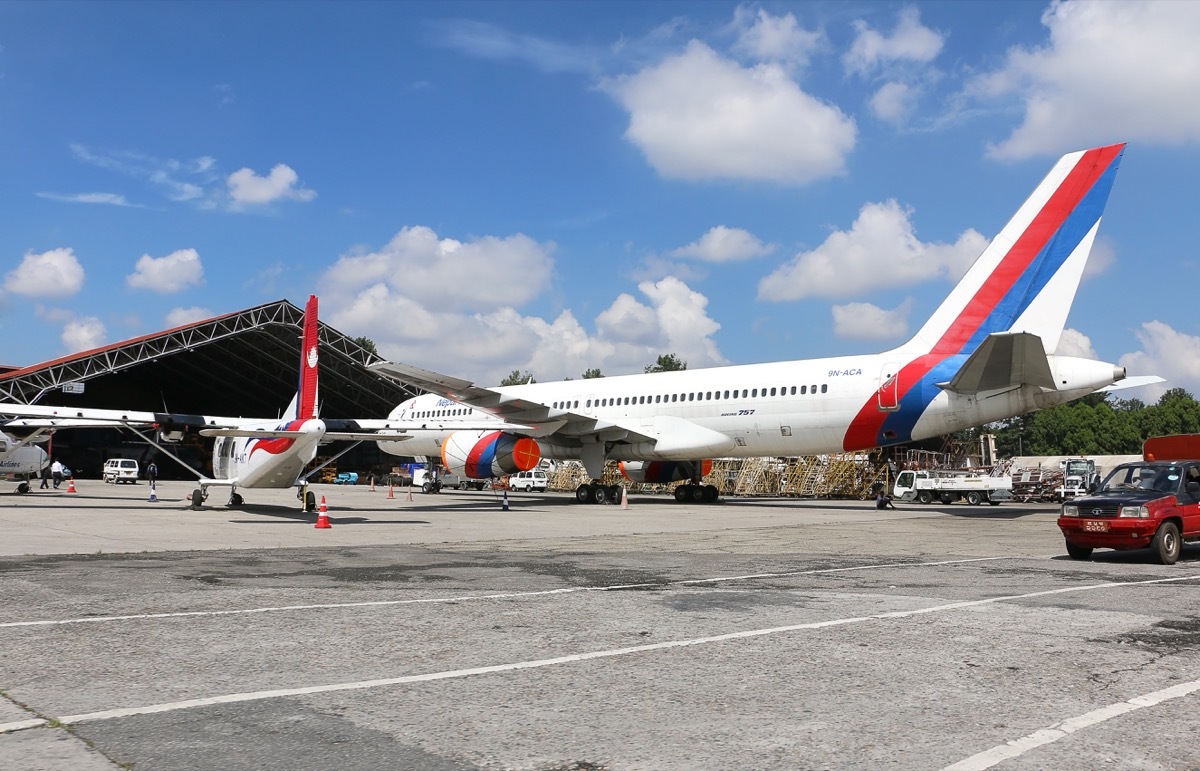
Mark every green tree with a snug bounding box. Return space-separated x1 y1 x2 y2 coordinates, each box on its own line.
645 353 686 373
351 335 379 357
499 370 535 386
1139 388 1200 439
581 368 603 379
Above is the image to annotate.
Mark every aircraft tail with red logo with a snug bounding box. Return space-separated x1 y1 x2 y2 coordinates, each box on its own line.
286 294 321 421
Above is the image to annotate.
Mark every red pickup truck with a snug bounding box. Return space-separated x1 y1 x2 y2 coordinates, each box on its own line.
1058 435 1200 564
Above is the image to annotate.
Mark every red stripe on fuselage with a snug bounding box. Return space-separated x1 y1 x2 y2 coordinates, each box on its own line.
842 145 1123 452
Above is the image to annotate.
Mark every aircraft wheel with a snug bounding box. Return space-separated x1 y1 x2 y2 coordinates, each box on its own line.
16 481 29 494
191 489 204 510
576 484 593 504
689 485 706 503
608 485 623 503
229 492 244 507
304 491 316 512
421 482 433 494
674 485 689 502
702 485 719 503
592 485 609 505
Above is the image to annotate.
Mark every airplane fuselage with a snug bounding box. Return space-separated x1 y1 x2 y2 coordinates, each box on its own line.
379 351 1123 463
211 419 326 489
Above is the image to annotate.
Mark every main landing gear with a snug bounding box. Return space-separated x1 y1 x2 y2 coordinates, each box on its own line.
673 483 719 504
576 483 624 504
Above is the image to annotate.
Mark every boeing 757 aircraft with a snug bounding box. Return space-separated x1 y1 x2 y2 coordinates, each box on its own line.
368 144 1160 503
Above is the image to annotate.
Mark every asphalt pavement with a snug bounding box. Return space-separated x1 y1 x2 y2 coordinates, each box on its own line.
2 480 1198 770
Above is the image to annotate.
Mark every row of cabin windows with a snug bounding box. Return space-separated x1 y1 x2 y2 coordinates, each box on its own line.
416 407 473 419
549 383 830 411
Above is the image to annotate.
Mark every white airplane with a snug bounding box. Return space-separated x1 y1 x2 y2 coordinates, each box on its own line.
370 143 1161 504
0 296 460 510
0 429 50 493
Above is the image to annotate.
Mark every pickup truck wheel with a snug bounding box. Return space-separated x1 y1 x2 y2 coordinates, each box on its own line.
966 492 982 505
1065 541 1093 560
1151 521 1181 565
916 491 932 504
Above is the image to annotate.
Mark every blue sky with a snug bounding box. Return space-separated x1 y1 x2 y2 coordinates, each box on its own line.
2 0 1197 399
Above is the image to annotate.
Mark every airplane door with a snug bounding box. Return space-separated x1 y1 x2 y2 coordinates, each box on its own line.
877 362 901 412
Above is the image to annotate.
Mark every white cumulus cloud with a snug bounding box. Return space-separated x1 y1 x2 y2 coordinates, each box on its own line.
321 228 726 383
4 248 86 298
126 249 205 293
973 0 1200 159
61 316 106 353
227 164 317 207
603 40 856 184
321 226 554 314
843 6 944 75
165 306 214 327
730 6 823 69
757 199 987 301
832 299 915 341
669 226 775 262
1118 320 1200 402
1055 327 1098 358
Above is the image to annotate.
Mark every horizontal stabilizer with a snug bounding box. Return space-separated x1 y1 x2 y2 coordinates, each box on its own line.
200 428 307 439
938 332 1056 394
1098 375 1165 393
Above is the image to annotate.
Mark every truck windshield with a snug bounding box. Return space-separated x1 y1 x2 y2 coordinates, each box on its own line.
1099 464 1182 494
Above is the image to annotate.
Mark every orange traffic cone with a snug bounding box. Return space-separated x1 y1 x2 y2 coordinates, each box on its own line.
315 496 331 529
620 486 629 510
67 477 77 493
387 483 395 499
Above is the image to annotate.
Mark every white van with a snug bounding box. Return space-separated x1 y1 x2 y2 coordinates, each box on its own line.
509 470 548 492
103 458 140 484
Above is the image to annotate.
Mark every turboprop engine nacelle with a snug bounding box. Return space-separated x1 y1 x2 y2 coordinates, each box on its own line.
441 430 541 480
620 459 713 484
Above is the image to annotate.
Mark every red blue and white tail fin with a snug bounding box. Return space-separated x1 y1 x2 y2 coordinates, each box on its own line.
900 143 1125 357
285 295 320 421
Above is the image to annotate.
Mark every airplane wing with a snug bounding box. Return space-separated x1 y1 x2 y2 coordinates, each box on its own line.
368 360 698 449
0 403 226 428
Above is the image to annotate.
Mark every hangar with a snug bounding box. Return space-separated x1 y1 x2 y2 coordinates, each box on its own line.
0 298 416 480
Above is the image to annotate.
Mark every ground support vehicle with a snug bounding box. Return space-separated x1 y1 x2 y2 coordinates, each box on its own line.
410 468 487 493
102 458 139 484
893 469 1013 505
1055 457 1101 502
1058 436 1200 564
334 472 358 485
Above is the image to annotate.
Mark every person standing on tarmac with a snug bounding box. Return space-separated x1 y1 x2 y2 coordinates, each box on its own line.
50 458 64 489
146 461 158 483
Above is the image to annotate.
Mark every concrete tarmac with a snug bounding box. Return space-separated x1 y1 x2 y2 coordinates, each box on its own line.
2 479 1199 770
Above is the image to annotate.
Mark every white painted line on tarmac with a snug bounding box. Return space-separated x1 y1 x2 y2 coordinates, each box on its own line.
0 555 1016 629
0 718 48 733
7 572 1190 732
944 678 1200 770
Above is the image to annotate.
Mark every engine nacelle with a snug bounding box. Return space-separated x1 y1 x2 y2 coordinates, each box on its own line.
441 430 540 479
620 459 712 484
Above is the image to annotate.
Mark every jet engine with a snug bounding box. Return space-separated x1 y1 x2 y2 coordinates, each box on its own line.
619 459 712 484
441 430 541 479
